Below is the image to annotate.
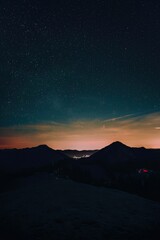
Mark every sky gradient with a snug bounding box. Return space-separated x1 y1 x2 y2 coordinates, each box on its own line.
0 0 160 149
0 112 160 150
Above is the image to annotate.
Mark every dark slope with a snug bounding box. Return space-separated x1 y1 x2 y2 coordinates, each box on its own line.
1 174 160 240
89 141 160 171
53 142 160 201
0 145 70 175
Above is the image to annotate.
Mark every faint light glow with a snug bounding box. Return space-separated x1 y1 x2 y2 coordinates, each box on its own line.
138 169 149 173
0 112 160 149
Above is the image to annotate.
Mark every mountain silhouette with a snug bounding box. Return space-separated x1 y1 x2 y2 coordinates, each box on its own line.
0 142 160 176
89 141 160 171
90 141 133 161
53 142 160 189
1 142 160 202
0 145 69 175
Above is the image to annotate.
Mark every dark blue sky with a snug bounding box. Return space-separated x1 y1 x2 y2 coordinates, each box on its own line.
0 0 160 127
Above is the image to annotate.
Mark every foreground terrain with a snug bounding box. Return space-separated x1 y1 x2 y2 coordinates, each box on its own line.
0 173 160 240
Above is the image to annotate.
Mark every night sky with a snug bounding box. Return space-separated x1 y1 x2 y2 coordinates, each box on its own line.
0 0 160 149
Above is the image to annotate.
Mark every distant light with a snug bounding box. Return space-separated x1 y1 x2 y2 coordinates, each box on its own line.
73 155 90 159
138 169 149 173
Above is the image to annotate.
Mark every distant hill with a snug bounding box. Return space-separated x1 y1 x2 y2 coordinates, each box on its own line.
0 145 69 175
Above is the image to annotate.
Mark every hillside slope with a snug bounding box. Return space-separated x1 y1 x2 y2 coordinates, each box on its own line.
0 173 160 240
90 141 160 170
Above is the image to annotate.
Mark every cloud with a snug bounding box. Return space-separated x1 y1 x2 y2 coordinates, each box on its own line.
0 112 160 149
103 114 135 122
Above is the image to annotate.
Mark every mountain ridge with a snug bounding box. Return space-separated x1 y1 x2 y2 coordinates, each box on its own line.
0 142 160 176
0 144 70 175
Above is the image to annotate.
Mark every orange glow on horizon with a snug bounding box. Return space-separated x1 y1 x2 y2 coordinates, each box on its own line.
0 112 160 150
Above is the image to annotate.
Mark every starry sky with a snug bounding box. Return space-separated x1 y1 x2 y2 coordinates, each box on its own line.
0 0 160 149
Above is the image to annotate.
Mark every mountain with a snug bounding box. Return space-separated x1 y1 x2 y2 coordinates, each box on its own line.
89 141 160 171
1 142 160 202
1 141 160 182
54 142 160 201
50 142 160 186
91 141 132 161
0 145 69 175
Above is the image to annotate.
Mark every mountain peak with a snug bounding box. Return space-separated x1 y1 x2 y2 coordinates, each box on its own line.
109 141 128 148
91 141 130 156
37 144 50 148
34 144 53 151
